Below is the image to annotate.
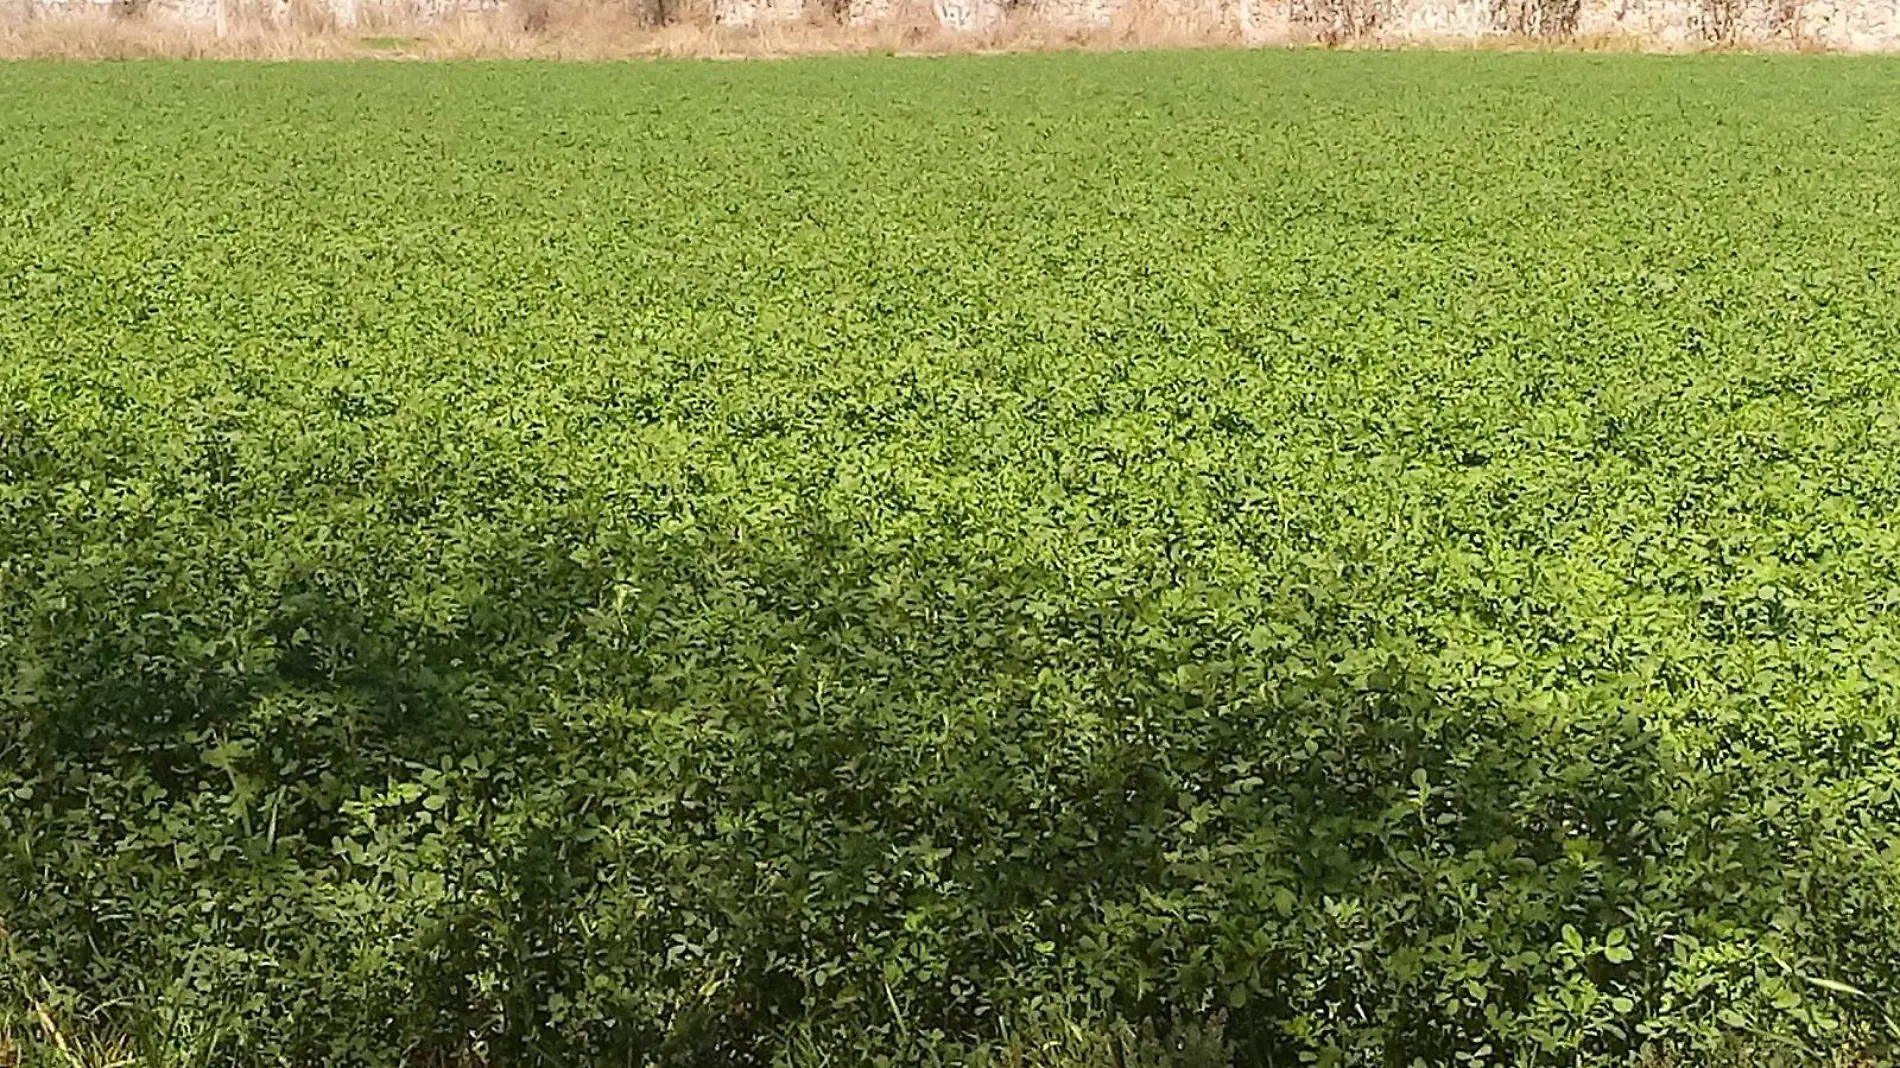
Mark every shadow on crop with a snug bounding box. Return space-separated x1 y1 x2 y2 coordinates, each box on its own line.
2 505 1870 1066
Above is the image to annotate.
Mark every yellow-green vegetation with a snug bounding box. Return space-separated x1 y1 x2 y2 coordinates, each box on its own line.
3 53 1900 1067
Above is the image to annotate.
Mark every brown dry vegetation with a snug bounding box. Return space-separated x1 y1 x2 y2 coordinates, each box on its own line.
0 0 1262 59
0 0 1826 59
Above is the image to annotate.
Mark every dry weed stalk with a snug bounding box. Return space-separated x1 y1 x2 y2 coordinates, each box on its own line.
0 0 1260 56
0 0 1856 64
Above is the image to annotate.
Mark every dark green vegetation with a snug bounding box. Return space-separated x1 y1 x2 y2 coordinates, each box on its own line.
5 52 1900 1067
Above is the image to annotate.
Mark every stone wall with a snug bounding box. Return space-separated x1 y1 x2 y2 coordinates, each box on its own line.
19 0 1900 48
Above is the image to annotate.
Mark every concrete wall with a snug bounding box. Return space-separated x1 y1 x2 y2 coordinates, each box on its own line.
19 0 1900 48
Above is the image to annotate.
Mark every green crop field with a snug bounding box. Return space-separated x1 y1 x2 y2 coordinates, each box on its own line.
4 53 1900 1067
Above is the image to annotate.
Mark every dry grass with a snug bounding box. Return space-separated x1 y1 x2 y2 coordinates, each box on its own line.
0 0 1857 58
0 1004 140 1068
1356 27 1699 51
0 0 1258 58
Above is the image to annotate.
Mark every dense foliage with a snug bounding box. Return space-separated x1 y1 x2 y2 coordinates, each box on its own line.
4 53 1900 1067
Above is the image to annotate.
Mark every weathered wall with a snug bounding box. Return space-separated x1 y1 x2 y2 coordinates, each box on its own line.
19 0 1900 48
